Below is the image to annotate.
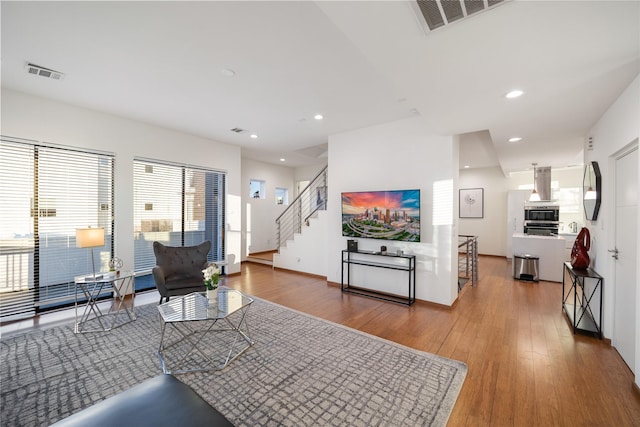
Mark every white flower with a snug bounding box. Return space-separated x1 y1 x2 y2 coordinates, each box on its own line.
202 264 220 289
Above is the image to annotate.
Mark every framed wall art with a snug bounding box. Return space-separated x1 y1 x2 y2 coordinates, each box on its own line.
459 188 484 218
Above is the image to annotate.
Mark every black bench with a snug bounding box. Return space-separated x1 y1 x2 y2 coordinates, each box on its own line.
50 374 233 427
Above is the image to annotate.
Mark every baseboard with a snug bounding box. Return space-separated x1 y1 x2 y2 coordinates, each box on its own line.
272 266 326 280
413 298 455 311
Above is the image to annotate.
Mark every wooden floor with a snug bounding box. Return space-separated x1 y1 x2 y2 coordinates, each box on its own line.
228 256 640 426
5 256 639 425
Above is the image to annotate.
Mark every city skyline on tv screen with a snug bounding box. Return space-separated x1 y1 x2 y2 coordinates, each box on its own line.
341 189 420 242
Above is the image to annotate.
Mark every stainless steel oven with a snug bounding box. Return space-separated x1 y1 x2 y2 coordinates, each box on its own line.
523 221 559 236
524 204 559 235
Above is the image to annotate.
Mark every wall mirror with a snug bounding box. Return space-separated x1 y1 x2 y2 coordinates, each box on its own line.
583 161 601 220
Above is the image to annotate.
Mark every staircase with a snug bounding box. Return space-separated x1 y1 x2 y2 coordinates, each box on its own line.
246 251 276 266
273 166 328 276
275 166 327 249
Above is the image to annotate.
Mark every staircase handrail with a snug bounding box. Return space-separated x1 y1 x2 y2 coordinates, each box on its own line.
276 165 328 249
276 165 328 223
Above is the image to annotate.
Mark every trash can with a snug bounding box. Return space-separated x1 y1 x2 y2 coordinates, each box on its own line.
513 253 539 281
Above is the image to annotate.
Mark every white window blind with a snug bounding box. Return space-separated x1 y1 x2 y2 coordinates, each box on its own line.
133 160 225 283
0 137 114 321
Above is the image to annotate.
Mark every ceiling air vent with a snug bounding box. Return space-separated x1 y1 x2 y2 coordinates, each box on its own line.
25 63 65 80
230 128 247 134
414 0 507 33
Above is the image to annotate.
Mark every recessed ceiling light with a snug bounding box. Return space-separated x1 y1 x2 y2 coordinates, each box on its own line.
280 158 286 162
505 89 524 99
220 68 236 77
464 165 470 169
250 134 258 139
314 114 323 120
508 137 522 142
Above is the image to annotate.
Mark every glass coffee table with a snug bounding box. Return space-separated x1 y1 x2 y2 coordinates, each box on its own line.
157 288 254 374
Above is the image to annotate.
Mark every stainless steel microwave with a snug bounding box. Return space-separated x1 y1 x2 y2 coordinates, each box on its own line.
524 205 559 222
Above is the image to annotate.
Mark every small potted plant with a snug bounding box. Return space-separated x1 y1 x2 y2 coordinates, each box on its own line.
202 264 220 301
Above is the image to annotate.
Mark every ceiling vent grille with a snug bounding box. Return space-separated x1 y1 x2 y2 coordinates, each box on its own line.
230 128 247 134
414 0 507 33
25 63 65 80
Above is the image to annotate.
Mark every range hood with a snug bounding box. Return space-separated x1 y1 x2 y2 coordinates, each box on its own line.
534 166 552 201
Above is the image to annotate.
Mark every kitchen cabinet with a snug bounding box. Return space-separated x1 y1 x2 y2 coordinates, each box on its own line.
558 233 578 260
506 190 530 259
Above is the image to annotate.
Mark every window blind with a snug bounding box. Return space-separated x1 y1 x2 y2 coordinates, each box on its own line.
0 137 114 320
133 160 225 289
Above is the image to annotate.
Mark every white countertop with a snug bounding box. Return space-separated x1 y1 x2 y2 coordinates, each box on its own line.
513 233 565 240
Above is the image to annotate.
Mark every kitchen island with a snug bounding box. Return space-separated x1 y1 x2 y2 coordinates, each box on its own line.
512 233 567 282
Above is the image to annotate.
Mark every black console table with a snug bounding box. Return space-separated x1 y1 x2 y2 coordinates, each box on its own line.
562 262 603 339
341 250 416 305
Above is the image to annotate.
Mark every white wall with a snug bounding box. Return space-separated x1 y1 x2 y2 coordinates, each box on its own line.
586 75 640 379
1 89 243 274
273 210 328 276
241 158 295 259
327 116 459 306
293 162 327 185
458 167 509 256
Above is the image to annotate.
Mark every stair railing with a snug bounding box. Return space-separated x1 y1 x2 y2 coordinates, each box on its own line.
276 165 328 250
458 235 479 290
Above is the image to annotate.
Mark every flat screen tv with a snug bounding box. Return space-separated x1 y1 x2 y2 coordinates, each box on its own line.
341 189 420 242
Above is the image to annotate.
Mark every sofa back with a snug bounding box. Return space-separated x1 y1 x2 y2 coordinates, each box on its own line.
153 240 211 279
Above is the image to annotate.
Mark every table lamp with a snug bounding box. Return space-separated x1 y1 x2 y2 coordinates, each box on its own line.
76 227 105 281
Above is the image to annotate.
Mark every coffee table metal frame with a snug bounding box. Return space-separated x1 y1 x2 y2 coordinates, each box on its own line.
74 271 136 334
157 289 254 374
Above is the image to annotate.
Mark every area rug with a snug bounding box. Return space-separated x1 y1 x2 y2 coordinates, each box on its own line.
1 297 467 426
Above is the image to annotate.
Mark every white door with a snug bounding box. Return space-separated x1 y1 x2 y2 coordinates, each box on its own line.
613 143 638 373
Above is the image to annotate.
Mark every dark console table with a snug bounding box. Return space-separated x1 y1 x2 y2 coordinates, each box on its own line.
562 262 603 339
341 250 416 305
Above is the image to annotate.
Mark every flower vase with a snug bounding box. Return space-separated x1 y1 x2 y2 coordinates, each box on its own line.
206 288 218 303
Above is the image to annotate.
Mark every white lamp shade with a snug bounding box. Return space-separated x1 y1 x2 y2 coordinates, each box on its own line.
529 190 541 202
76 227 105 248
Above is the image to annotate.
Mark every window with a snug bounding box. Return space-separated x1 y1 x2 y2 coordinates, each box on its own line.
275 187 288 205
250 179 265 199
0 137 114 321
133 159 225 291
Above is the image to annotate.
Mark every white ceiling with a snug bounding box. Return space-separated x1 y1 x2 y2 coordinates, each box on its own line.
2 1 639 174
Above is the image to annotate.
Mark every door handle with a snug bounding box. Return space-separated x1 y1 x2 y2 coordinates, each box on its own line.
608 248 619 259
